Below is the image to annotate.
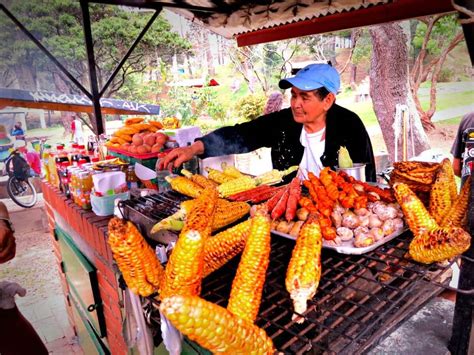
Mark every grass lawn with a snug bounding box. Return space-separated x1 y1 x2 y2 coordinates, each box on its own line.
26 125 95 146
338 85 473 128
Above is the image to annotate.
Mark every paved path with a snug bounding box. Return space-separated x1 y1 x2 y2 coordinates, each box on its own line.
432 104 474 122
1 197 82 354
365 103 473 135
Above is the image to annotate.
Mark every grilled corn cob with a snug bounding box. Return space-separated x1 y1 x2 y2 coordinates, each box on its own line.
160 188 218 299
286 214 322 323
221 162 245 178
166 175 203 198
429 161 454 223
108 218 164 296
393 183 438 235
160 295 275 354
181 169 218 190
227 207 271 323
203 220 252 277
218 175 257 198
255 165 299 185
151 199 250 234
183 199 250 231
441 177 471 228
206 167 236 184
409 226 471 264
441 158 458 204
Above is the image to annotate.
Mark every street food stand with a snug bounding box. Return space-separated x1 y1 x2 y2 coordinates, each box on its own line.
2 0 474 354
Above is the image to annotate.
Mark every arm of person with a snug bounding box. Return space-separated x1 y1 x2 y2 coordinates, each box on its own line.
157 109 288 170
0 202 15 263
157 140 204 170
196 109 289 158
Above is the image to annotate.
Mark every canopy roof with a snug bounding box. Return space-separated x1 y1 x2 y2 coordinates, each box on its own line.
168 0 392 39
0 88 160 116
92 0 456 46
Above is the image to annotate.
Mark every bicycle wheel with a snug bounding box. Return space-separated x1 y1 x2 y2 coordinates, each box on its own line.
7 177 37 208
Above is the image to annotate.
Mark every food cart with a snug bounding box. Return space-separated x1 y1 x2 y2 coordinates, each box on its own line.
2 0 473 354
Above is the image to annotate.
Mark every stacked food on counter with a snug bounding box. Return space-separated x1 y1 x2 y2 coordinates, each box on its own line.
106 158 471 353
105 117 170 154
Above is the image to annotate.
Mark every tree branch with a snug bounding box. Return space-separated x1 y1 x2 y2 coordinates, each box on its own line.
338 29 361 74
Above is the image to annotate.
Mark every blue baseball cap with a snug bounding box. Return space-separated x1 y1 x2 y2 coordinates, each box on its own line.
278 63 340 94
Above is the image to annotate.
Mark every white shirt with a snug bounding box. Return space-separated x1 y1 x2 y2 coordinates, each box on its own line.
298 127 325 180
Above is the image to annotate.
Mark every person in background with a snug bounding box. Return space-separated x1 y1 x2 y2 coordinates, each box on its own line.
71 115 84 145
159 63 376 181
451 111 474 177
0 201 48 355
10 122 25 141
14 140 41 176
263 91 284 115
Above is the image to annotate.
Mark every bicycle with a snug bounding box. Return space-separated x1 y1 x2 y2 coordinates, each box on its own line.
4 149 37 208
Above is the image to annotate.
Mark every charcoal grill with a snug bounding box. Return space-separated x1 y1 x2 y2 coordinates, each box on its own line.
123 191 456 353
119 191 189 244
149 231 455 354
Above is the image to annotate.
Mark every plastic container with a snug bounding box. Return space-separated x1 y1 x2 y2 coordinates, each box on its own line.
77 171 93 210
336 163 366 182
107 146 171 170
91 191 129 216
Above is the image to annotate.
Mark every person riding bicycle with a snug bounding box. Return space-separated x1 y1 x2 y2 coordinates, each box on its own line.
12 140 40 178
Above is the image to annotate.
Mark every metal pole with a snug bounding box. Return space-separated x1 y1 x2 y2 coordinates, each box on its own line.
448 2 474 352
0 4 92 99
100 9 161 97
80 0 104 135
449 131 474 354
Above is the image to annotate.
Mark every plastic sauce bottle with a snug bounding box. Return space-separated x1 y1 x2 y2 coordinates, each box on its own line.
41 144 51 182
48 152 59 187
59 161 72 198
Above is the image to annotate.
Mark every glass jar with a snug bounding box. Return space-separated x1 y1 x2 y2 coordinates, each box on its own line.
126 165 139 189
156 169 171 193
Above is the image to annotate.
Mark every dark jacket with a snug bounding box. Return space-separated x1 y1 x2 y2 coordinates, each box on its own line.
197 104 376 182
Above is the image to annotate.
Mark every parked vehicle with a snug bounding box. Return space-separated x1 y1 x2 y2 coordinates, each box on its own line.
4 149 37 208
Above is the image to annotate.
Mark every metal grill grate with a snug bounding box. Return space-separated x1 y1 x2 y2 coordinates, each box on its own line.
121 191 188 220
150 230 453 354
129 192 454 353
119 191 189 242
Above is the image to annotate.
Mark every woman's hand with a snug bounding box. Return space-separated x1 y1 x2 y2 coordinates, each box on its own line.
157 141 204 170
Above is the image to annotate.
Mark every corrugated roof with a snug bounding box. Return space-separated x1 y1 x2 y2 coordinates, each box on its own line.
165 0 392 39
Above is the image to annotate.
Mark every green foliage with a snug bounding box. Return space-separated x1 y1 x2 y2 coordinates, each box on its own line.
352 30 372 65
0 1 191 98
438 68 455 82
235 94 266 121
194 87 227 123
159 85 228 127
159 87 195 125
262 43 284 88
412 14 459 57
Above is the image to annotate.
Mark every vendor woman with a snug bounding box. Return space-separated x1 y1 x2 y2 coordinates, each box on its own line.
159 63 376 182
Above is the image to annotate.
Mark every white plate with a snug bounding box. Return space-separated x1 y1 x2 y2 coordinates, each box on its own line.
271 228 408 255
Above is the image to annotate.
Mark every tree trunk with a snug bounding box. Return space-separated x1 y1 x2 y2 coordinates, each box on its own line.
369 23 430 163
13 63 37 91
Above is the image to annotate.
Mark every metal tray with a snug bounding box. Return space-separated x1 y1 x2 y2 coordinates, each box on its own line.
272 227 408 255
